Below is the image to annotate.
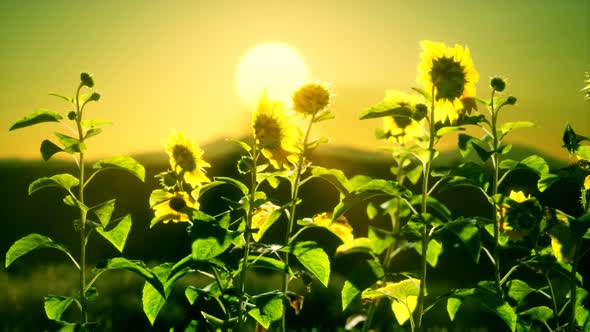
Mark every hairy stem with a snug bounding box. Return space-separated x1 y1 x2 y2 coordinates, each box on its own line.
416 88 436 330
490 89 504 298
74 84 88 323
237 142 258 331
281 116 314 332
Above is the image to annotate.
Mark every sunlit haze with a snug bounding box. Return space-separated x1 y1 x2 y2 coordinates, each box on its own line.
1 1 588 161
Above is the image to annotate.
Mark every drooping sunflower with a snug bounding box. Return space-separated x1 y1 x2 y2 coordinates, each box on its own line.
381 90 427 145
292 81 332 116
164 129 211 187
253 90 301 169
152 191 198 224
417 40 479 123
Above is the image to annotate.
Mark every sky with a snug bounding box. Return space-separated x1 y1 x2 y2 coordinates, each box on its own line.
1 0 589 162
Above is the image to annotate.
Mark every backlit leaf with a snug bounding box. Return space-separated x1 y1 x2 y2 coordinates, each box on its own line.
93 156 145 182
29 174 79 195
341 259 384 310
44 295 74 320
9 109 62 131
248 291 284 329
281 241 330 287
95 214 132 252
5 234 73 268
333 179 411 220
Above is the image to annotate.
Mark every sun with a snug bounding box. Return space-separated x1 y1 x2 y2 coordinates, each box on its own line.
235 42 310 109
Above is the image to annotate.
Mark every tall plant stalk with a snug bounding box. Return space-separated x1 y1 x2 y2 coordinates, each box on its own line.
415 87 437 330
488 88 504 297
74 83 89 323
237 141 259 331
281 116 314 332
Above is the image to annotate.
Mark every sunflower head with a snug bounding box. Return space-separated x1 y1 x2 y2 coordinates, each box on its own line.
253 90 301 169
292 82 332 116
584 174 590 190
418 41 479 123
379 91 427 145
164 129 211 187
152 191 198 225
497 190 542 242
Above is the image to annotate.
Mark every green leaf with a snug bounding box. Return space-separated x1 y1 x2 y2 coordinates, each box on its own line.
333 179 411 220
95 214 132 252
226 138 251 152
449 286 517 331
40 139 64 161
248 291 284 329
84 128 102 140
577 145 590 161
90 199 116 228
5 234 73 268
9 109 63 131
310 166 349 195
252 204 282 242
361 278 420 325
447 297 462 321
415 239 443 267
538 173 560 192
142 263 177 325
500 121 535 138
506 279 535 305
440 162 489 192
575 287 589 328
81 119 112 131
29 174 79 195
93 258 164 296
436 126 464 137
191 220 236 261
48 92 73 103
247 256 293 275
93 156 145 182
214 176 249 195
341 259 384 310
448 219 481 263
360 103 413 120
500 155 550 177
368 226 395 255
281 241 330 287
44 295 74 320
518 306 553 325
55 132 84 153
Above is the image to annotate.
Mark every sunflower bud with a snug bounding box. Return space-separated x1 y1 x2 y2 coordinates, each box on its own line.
67 111 77 120
505 96 517 105
80 72 94 88
89 92 101 102
413 104 428 121
490 77 506 92
292 82 331 115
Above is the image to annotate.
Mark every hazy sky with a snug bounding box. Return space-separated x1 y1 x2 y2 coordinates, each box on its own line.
1 0 588 161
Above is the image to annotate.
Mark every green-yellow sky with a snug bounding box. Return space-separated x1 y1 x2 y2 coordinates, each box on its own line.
1 0 589 161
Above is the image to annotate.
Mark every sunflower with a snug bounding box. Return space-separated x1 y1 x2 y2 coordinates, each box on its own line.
381 90 427 144
417 40 479 123
152 191 198 224
253 90 301 169
292 81 332 116
164 129 210 187
497 191 536 242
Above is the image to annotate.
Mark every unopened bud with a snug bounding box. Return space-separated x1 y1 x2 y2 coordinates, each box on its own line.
80 72 94 88
490 77 506 92
67 111 77 120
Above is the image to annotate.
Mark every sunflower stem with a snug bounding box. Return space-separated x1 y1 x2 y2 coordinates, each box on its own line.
238 141 258 332
74 83 89 323
489 88 504 298
281 116 314 332
415 86 436 330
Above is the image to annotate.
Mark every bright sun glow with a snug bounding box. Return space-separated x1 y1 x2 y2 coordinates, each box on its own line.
235 42 310 110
